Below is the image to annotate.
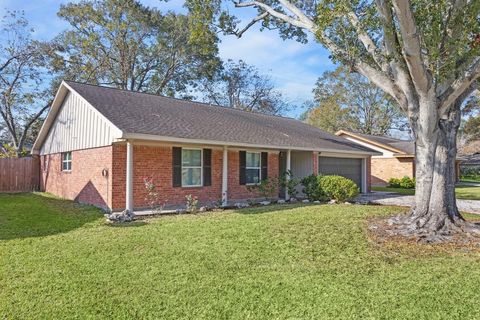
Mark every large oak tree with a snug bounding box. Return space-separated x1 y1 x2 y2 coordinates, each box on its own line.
54 0 220 96
191 0 480 239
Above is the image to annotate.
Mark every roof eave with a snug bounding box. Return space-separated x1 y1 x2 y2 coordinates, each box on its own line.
121 133 382 156
336 130 407 154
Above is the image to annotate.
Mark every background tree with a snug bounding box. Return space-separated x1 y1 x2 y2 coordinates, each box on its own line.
463 116 480 141
0 12 54 157
304 66 408 135
54 0 220 96
201 59 288 115
192 0 480 239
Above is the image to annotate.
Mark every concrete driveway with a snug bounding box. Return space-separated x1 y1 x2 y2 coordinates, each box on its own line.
355 192 480 214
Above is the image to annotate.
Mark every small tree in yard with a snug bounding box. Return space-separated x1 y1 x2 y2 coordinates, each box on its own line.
190 0 480 240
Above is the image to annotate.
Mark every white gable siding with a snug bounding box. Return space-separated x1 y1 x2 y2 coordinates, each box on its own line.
40 91 122 155
342 136 394 158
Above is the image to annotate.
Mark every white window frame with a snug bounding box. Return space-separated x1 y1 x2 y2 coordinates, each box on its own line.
181 148 203 187
61 152 72 172
246 151 261 185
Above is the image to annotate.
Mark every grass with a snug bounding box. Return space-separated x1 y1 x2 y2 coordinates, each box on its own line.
2 193 480 319
373 185 480 200
461 176 480 183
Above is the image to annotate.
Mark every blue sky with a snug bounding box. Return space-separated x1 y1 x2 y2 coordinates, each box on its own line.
0 0 336 118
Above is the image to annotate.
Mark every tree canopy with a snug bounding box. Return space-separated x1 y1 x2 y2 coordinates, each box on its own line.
304 66 408 135
201 59 288 115
54 0 221 96
0 12 55 156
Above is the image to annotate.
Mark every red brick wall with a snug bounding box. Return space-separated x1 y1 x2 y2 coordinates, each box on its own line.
111 145 222 210
371 157 414 186
226 150 279 201
40 146 113 209
110 145 280 210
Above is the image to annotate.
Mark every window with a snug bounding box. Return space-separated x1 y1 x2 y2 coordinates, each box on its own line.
181 149 202 187
246 152 261 185
62 152 72 171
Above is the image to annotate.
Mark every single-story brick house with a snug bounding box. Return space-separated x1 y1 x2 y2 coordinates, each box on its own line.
32 81 379 212
336 130 461 186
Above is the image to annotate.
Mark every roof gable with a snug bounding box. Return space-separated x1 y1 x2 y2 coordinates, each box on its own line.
336 130 414 155
32 82 123 154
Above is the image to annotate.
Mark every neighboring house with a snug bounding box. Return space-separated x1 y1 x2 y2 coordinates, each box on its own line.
32 81 379 212
336 130 461 186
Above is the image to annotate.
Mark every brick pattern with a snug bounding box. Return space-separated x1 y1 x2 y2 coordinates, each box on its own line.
226 150 279 201
41 143 371 210
40 146 113 209
371 157 414 186
111 145 222 210
110 145 280 210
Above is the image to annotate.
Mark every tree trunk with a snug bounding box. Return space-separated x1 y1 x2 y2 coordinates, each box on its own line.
398 100 478 240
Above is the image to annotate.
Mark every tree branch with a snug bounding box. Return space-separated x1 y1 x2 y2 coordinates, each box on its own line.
392 0 431 94
235 12 269 37
438 58 480 115
346 11 386 71
234 1 317 32
354 60 407 108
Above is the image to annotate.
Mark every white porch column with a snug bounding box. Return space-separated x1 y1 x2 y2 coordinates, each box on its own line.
222 146 228 206
285 149 291 201
361 157 367 194
126 140 134 212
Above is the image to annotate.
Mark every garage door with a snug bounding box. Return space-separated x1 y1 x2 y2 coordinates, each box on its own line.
318 157 362 188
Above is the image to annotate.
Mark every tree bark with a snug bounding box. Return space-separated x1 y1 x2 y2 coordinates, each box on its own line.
396 99 478 240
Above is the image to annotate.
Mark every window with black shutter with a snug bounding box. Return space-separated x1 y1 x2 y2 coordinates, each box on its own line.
203 149 212 186
261 152 268 180
172 147 182 187
239 151 246 185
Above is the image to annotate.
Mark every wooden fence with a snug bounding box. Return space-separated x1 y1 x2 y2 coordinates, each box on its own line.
0 157 40 192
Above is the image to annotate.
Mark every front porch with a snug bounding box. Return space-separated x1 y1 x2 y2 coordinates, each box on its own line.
120 141 370 213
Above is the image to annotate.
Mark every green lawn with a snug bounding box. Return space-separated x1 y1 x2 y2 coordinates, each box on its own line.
373 185 480 200
2 193 480 319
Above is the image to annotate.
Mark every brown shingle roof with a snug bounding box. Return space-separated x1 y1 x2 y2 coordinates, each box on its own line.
65 81 377 154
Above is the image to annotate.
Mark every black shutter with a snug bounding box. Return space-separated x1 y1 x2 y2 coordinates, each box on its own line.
239 151 246 185
172 147 182 187
203 149 212 186
261 152 268 180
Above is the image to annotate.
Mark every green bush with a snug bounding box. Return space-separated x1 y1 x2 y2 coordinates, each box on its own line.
399 176 415 189
318 175 359 202
300 174 324 201
388 178 401 188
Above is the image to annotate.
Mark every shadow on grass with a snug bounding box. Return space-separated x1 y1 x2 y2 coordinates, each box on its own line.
0 193 102 241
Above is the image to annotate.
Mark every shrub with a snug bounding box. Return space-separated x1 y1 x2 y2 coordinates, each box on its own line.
246 177 279 201
388 178 401 188
318 175 359 202
185 194 199 213
399 176 415 189
143 177 167 213
300 174 324 201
